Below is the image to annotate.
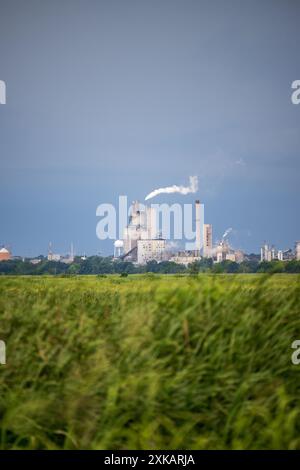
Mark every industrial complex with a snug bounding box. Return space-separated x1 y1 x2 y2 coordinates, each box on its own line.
109 199 299 266
113 200 204 265
112 198 246 265
1 200 299 265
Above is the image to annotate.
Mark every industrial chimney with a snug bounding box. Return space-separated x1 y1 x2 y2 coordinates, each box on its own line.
195 200 201 253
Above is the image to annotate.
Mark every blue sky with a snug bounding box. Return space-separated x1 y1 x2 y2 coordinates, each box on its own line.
0 0 299 256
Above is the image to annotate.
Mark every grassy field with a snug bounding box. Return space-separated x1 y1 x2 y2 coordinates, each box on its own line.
0 274 300 450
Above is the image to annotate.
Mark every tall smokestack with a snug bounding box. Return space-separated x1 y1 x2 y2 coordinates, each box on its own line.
195 200 201 252
146 206 157 239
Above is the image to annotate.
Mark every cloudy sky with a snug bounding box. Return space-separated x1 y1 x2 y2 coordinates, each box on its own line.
0 0 299 256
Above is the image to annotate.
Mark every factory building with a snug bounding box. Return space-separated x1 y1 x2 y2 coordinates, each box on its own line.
260 243 295 262
225 253 236 262
113 196 253 266
122 202 158 260
118 199 216 265
260 243 277 262
47 242 74 263
169 250 201 266
216 241 228 263
215 241 244 264
60 243 75 264
121 201 161 263
47 242 61 261
0 247 11 261
137 239 166 265
224 251 244 263
47 253 61 261
203 224 213 258
282 249 295 261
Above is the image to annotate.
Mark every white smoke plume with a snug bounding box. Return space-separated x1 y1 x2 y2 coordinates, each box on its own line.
222 227 233 239
145 176 198 201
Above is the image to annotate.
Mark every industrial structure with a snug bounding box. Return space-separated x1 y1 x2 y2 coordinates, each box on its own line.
119 201 164 264
215 240 245 263
137 239 166 264
47 242 61 262
203 224 213 258
114 240 124 258
260 243 296 262
113 198 252 266
116 199 212 266
169 250 201 266
260 243 279 262
47 242 75 264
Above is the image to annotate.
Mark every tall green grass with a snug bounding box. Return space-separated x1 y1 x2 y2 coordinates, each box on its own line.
0 274 300 449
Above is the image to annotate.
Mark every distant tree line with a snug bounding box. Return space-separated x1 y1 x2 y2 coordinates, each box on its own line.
1 256 300 275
